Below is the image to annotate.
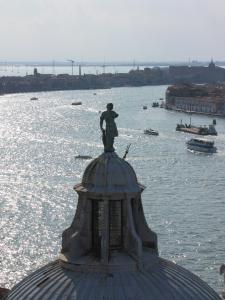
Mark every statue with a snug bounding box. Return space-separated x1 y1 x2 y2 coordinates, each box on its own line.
100 103 119 152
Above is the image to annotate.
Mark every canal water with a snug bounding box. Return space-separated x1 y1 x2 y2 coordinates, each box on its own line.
0 85 225 294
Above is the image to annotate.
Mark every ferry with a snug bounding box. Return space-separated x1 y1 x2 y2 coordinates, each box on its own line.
186 138 217 153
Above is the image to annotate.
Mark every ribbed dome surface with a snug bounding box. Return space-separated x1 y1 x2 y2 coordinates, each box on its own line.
78 152 142 194
7 256 220 300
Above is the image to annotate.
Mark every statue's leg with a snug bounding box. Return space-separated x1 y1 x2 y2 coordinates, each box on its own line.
102 130 106 147
111 137 115 151
105 136 114 152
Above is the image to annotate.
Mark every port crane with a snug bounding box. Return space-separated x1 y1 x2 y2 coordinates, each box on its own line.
67 59 75 75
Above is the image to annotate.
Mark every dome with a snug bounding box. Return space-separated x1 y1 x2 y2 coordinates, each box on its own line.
75 152 143 196
6 152 220 300
7 256 220 300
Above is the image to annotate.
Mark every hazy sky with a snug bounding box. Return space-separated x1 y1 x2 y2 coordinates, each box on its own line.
0 0 225 62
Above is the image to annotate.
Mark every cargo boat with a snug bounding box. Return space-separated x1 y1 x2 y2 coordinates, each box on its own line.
176 123 217 135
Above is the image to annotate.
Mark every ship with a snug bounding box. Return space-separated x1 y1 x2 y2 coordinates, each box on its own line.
186 138 217 153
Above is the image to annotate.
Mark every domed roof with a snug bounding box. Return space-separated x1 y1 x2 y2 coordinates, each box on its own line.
7 255 220 300
6 152 221 300
75 152 143 196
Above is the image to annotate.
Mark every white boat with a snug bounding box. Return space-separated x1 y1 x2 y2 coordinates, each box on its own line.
186 138 217 153
144 129 159 136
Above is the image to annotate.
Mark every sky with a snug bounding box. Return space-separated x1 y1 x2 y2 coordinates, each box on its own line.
0 0 225 62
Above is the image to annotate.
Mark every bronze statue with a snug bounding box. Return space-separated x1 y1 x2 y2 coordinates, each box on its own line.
100 103 119 152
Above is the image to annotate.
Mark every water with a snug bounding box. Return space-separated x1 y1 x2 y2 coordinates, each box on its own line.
0 86 225 294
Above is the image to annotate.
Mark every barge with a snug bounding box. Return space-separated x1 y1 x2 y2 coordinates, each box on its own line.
176 123 217 135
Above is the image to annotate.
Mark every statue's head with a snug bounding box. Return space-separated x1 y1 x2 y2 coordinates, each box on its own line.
106 103 113 111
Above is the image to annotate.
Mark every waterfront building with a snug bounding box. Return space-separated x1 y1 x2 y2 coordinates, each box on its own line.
166 84 225 116
5 109 221 299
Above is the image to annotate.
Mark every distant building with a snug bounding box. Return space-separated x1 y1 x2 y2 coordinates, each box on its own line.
33 68 39 76
169 60 225 83
166 83 225 116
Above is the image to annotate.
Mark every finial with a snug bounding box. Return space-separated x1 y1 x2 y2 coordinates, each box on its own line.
100 103 119 152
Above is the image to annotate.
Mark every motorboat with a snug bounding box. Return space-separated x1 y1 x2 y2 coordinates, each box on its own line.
72 101 82 105
144 129 159 136
152 102 159 107
143 105 147 110
75 155 92 159
186 138 217 153
30 97 38 100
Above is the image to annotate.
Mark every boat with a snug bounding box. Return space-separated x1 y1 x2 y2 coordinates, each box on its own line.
152 102 159 107
176 123 217 135
144 129 159 136
143 105 147 110
75 155 92 159
72 101 82 105
186 138 217 153
30 97 38 100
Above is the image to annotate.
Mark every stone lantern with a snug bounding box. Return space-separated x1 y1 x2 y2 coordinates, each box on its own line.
60 152 158 272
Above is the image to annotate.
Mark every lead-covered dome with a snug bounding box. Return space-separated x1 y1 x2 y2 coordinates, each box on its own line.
7 256 220 300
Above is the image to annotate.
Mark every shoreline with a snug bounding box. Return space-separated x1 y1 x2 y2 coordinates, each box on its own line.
166 106 225 118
